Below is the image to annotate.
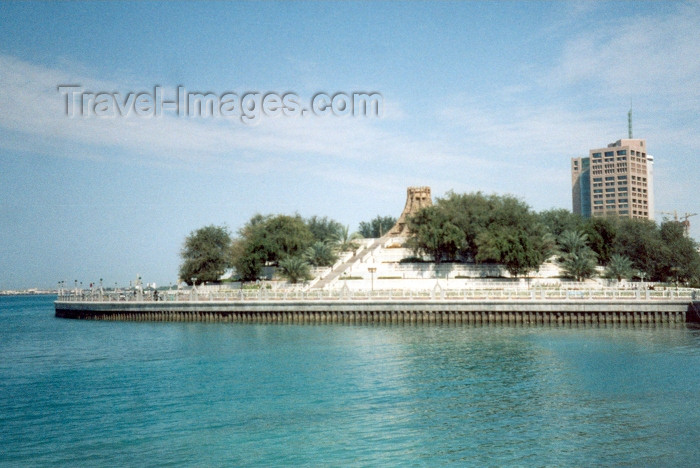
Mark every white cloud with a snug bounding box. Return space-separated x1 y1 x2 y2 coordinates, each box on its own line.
1 1 698 217
438 97 619 158
0 52 489 195
552 3 700 104
434 2 700 158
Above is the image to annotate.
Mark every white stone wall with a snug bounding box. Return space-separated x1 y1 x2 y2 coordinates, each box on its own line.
340 260 562 280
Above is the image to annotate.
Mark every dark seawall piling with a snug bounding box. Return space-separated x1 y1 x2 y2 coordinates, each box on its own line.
55 299 697 325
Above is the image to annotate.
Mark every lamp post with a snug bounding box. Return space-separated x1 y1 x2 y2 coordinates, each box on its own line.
368 267 376 292
190 277 198 301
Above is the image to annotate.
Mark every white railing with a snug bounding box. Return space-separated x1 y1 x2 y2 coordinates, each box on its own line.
56 287 699 303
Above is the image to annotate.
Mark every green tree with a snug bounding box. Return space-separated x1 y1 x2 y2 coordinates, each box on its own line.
583 217 617 265
556 230 597 281
613 218 666 281
475 226 550 277
557 230 589 255
604 254 634 282
473 195 552 276
231 214 314 281
560 250 598 282
538 208 585 239
405 191 551 276
278 256 312 284
261 215 314 260
334 225 361 253
607 218 700 283
230 238 265 282
435 191 495 261
358 215 396 238
434 191 555 268
179 225 232 285
304 241 338 267
659 221 700 284
306 216 344 243
406 206 465 264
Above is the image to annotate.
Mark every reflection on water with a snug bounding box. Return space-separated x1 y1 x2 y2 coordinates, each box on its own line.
1 296 700 466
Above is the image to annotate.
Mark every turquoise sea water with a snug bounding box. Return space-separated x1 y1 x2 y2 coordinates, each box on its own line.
1 295 699 466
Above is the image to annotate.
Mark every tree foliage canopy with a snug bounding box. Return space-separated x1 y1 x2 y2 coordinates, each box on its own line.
658 221 700 283
304 241 338 267
278 256 312 284
604 254 634 282
305 216 344 243
473 195 553 277
181 192 700 286
335 225 362 253
406 206 464 263
475 227 550 277
555 230 597 281
434 191 495 261
231 214 314 281
406 192 551 277
179 225 232 285
613 218 668 281
358 215 396 238
583 217 617 265
538 209 585 239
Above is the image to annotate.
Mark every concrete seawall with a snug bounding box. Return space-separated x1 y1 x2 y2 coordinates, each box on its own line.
55 299 700 325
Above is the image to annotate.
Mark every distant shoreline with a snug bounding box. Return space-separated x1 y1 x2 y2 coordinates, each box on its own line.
0 291 56 297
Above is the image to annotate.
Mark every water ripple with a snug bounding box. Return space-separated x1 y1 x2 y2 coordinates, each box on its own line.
1 296 699 466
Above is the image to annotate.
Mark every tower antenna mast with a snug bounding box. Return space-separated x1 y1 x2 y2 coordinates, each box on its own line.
628 101 633 138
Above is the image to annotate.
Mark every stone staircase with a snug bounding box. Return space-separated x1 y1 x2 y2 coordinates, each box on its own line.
310 238 384 289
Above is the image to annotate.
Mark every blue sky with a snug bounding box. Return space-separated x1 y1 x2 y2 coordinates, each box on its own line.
1 1 699 289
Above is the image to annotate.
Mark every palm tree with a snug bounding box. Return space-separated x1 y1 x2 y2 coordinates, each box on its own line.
558 230 589 255
605 254 633 282
561 250 598 281
557 230 598 281
278 256 312 284
334 225 361 253
304 241 338 267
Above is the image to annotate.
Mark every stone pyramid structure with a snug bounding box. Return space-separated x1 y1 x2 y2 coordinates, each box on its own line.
388 186 432 236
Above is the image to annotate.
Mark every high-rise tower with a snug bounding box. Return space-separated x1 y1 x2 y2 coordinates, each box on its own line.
572 137 654 220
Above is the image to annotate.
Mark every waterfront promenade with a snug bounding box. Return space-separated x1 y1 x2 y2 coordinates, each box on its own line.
55 287 700 325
